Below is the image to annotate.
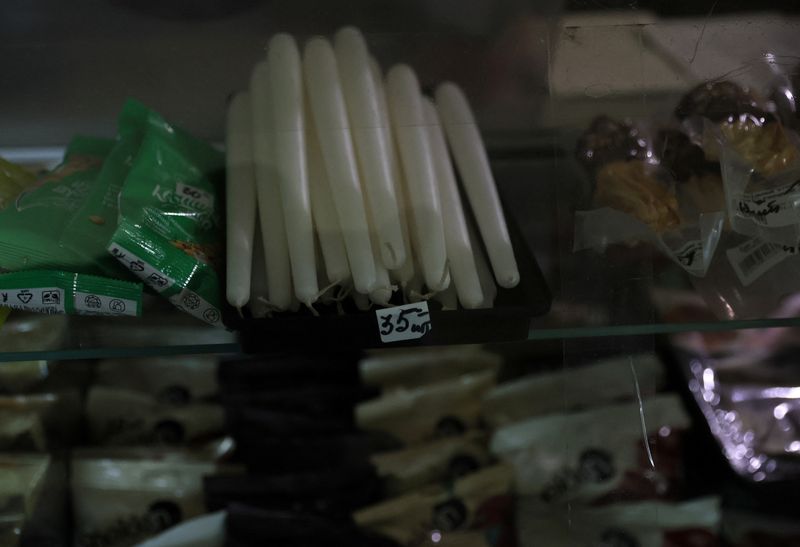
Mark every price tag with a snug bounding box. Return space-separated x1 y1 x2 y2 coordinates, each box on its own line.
376 302 432 343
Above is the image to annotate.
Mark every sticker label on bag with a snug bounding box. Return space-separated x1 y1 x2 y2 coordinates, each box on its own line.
376 301 432 343
736 180 800 227
108 242 175 292
726 236 789 287
74 291 138 317
0 287 65 314
169 288 221 326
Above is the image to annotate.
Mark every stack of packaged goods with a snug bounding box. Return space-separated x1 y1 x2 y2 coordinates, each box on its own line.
574 58 800 321
485 352 722 547
69 356 237 547
0 355 80 547
0 100 225 326
353 346 516 546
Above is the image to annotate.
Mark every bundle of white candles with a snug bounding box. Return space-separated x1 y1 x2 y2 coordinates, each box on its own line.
226 27 519 317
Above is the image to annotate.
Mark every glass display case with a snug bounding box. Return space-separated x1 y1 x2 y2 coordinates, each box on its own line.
1 0 800 545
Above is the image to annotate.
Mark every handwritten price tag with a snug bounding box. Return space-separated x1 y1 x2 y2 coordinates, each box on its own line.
376 302 432 343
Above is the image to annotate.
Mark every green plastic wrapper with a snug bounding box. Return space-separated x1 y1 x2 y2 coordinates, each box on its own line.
0 270 142 317
0 157 36 211
0 138 114 273
108 100 224 326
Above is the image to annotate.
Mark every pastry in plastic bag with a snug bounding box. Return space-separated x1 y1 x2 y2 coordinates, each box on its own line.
593 161 681 233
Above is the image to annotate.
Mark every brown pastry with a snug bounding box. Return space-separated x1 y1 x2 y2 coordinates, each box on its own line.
593 161 681 232
675 81 768 123
720 117 798 176
656 129 715 182
575 116 648 175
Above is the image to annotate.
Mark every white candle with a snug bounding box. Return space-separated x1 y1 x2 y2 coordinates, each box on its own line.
250 61 293 311
303 37 376 295
353 291 372 311
225 91 258 310
367 205 394 307
249 219 271 318
422 98 484 309
386 65 448 292
306 103 351 286
467 217 497 309
334 27 406 270
368 58 415 286
267 33 319 307
435 82 519 288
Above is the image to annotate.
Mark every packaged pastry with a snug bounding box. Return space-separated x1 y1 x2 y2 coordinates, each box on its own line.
71 456 216 547
359 346 501 391
490 394 690 507
356 371 496 446
85 387 224 446
677 75 800 247
518 497 720 547
95 357 218 404
483 353 664 428
371 432 492 496
574 116 724 277
353 464 515 547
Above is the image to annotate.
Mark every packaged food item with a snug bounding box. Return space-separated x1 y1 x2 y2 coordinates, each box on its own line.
0 392 85 451
490 394 690 506
371 432 492 496
108 99 224 326
85 387 225 446
353 464 515 547
518 497 720 547
59 100 150 278
0 411 46 452
0 157 36 212
71 456 216 547
0 360 49 395
0 137 114 273
483 353 664 428
0 270 142 317
0 454 50 516
356 371 497 446
359 346 502 390
573 117 724 277
134 510 225 547
0 313 67 356
95 357 218 404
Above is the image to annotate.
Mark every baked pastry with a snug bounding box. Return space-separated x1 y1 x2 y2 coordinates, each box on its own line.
576 116 648 175
593 161 681 233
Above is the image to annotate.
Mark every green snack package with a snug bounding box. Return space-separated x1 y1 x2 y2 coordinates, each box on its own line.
0 270 142 317
59 102 150 278
108 99 224 326
0 157 36 211
0 137 114 273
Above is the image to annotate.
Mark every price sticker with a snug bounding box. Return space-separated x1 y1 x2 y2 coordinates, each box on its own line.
376 302 432 343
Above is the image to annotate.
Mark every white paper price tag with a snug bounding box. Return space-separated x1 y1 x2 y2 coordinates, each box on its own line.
376 302 432 343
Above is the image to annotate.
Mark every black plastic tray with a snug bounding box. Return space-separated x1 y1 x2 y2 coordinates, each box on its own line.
226 166 551 351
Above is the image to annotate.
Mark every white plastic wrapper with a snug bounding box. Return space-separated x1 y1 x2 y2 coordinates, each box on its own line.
85 387 224 446
359 345 501 390
490 394 690 506
574 207 724 277
518 497 720 547
356 370 496 446
483 352 665 428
